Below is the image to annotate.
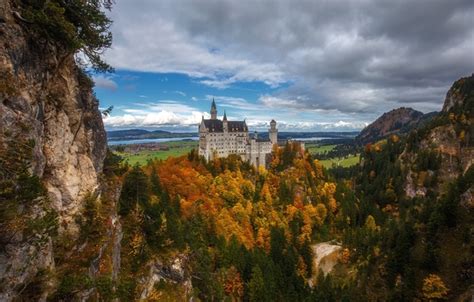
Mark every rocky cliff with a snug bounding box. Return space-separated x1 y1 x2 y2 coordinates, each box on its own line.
402 75 473 198
0 1 107 299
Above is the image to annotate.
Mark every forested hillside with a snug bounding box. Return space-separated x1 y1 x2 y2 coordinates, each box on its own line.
91 75 472 301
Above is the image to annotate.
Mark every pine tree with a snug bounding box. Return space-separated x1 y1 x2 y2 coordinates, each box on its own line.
248 266 266 302
119 165 148 216
149 167 162 196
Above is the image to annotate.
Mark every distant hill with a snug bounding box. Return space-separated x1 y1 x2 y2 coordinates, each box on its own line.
107 129 153 139
107 129 359 142
107 129 197 141
356 107 437 144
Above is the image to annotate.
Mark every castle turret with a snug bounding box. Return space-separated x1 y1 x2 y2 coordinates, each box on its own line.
269 119 278 144
223 111 228 132
210 98 217 119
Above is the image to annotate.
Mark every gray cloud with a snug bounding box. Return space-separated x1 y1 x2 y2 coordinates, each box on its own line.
105 0 474 118
93 75 118 91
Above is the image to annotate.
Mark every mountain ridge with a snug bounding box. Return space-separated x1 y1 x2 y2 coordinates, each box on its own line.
355 107 437 144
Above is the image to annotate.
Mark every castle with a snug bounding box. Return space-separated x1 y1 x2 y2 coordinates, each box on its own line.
198 99 278 168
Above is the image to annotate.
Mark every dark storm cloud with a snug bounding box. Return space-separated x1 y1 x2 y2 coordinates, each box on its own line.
105 0 474 117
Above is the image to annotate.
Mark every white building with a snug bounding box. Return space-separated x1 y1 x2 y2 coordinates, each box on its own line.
198 99 278 168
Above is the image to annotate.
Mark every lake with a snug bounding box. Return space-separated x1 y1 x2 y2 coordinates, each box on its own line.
107 137 199 146
107 136 350 145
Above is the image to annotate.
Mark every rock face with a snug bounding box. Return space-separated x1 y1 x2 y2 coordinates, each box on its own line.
0 4 106 223
402 75 473 197
308 242 342 287
139 255 193 300
442 74 474 112
356 107 435 145
0 1 107 299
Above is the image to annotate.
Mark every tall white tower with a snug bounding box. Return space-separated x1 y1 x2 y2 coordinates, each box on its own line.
269 119 278 144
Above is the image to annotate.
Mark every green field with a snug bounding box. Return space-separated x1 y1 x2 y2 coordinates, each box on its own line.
319 154 360 168
305 143 337 154
115 141 197 166
305 143 359 168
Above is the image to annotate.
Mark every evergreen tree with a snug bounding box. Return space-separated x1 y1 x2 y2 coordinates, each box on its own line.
119 165 148 216
149 167 162 196
248 266 267 302
22 0 114 72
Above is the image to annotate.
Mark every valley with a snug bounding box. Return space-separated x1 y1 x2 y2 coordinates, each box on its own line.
110 140 361 169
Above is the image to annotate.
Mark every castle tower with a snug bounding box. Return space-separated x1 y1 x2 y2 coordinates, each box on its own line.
210 98 217 119
269 119 278 144
223 111 228 132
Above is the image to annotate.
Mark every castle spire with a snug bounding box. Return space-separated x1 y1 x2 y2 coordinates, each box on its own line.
210 98 217 119
223 110 227 121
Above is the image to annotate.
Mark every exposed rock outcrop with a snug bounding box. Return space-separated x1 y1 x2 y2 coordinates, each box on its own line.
402 75 473 197
308 242 342 287
139 255 193 301
0 1 107 299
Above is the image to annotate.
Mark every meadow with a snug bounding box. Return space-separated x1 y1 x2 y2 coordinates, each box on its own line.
318 154 360 168
305 143 337 154
305 142 360 168
114 140 198 165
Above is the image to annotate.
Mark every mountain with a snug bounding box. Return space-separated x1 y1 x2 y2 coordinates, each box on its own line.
398 75 473 299
356 107 437 144
353 74 473 300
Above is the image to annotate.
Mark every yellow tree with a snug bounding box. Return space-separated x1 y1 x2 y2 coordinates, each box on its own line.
365 215 377 232
422 274 449 300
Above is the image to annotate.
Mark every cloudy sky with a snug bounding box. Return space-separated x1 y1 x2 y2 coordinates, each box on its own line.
95 0 474 132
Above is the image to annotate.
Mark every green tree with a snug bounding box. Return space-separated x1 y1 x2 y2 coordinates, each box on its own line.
248 266 267 302
149 167 162 196
22 0 114 72
119 165 148 216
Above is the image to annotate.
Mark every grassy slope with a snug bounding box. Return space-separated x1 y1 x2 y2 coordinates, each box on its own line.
319 154 360 168
306 143 360 168
305 143 337 154
116 141 197 165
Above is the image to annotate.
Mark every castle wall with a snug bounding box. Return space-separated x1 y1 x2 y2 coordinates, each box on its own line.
247 139 273 168
199 130 249 160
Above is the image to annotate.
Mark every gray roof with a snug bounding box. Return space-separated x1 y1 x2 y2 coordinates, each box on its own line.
204 119 223 132
203 119 247 132
228 121 247 132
